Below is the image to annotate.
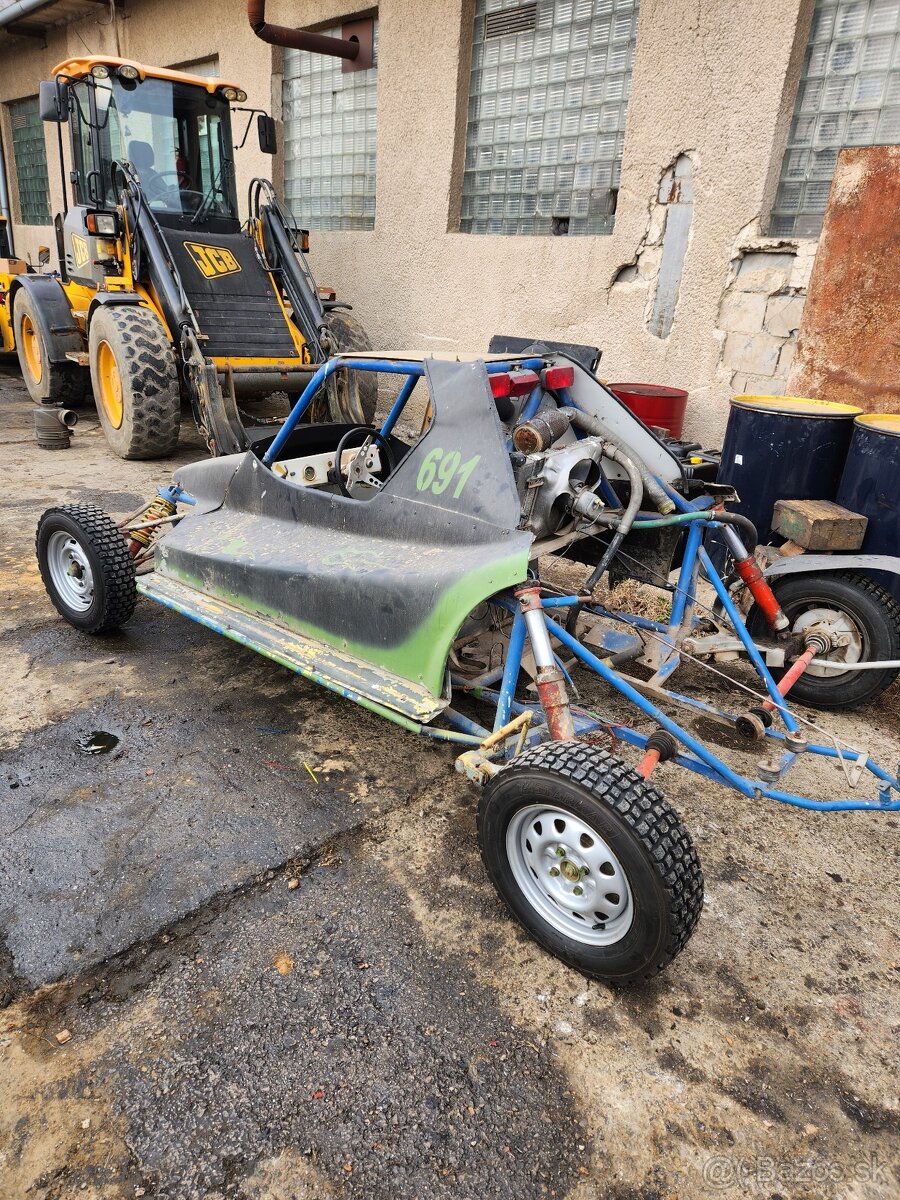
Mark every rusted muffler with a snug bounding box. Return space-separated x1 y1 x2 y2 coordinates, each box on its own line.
247 0 360 59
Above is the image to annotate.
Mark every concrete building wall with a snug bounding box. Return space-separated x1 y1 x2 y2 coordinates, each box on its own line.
0 0 824 440
277 0 820 440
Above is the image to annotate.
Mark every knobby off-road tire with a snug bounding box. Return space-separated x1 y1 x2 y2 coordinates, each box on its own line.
89 305 181 459
747 572 900 710
316 310 377 426
478 741 703 985
13 288 89 406
36 504 136 633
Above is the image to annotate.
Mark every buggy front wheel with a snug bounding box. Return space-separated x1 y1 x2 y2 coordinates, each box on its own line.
477 741 703 985
36 504 137 633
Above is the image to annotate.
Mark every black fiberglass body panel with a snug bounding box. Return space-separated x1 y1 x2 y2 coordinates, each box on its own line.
160 358 533 693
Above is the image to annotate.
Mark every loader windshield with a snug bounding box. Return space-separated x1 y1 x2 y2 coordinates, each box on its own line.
71 74 239 225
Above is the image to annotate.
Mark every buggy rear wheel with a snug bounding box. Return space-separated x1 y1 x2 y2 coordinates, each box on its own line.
477 741 703 985
746 572 900 710
36 504 136 633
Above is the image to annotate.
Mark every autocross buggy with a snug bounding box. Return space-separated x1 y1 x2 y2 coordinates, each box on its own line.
37 351 900 984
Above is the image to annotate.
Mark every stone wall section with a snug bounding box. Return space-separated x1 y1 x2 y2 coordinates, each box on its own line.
717 237 818 398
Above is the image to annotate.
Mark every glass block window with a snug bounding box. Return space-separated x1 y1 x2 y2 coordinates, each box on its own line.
8 96 50 226
460 0 640 236
771 0 900 236
282 23 378 231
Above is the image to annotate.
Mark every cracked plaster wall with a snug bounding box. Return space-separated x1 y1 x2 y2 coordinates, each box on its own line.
0 0 814 443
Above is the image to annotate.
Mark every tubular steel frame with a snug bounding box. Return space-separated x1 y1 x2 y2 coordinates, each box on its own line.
257 357 899 812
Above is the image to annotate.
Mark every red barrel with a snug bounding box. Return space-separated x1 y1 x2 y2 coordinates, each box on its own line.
607 383 689 438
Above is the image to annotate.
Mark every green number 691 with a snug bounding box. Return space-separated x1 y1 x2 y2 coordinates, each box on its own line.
416 447 481 500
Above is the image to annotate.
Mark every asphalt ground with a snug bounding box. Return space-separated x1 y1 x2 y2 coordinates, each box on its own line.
1 360 898 1199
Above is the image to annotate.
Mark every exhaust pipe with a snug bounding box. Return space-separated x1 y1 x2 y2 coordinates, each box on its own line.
247 0 360 59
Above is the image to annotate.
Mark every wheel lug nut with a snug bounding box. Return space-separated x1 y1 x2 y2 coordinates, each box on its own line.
555 847 565 857
573 885 583 896
549 867 560 877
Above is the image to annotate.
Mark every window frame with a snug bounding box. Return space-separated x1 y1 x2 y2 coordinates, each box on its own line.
281 17 379 233
767 0 900 238
455 0 640 238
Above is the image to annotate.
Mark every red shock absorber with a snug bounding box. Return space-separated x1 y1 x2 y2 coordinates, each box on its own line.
516 585 576 742
720 525 789 632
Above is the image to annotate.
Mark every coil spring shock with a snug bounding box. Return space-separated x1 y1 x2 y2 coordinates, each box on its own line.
127 493 177 556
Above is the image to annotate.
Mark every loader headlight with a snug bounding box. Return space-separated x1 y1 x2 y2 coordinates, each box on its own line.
221 87 239 101
90 64 110 79
117 64 140 80
86 212 119 236
234 89 247 102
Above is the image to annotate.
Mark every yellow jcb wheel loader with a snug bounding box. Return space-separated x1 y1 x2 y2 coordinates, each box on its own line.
0 53 374 459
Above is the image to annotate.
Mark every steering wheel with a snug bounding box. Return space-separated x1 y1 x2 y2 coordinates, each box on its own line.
141 170 184 200
331 426 395 497
142 173 209 213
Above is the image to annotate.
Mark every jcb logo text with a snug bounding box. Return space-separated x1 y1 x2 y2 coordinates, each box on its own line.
184 242 242 280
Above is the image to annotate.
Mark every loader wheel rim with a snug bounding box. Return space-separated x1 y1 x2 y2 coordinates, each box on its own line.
97 340 124 429
506 803 633 946
46 530 94 612
20 313 42 384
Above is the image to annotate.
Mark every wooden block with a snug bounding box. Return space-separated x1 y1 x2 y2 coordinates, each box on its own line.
772 498 868 551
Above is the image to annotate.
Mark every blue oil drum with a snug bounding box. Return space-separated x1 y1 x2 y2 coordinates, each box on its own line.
836 414 900 555
717 395 862 543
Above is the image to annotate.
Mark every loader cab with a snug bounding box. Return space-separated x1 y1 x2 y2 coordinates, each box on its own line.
66 65 241 233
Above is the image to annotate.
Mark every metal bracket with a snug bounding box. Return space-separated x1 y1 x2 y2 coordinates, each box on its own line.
454 711 534 785
341 18 375 73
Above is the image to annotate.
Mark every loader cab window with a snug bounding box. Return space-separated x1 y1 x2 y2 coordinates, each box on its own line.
71 74 239 228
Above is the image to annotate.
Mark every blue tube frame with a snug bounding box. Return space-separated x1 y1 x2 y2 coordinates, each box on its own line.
461 532 897 809
254 355 898 811
487 602 899 811
262 356 545 465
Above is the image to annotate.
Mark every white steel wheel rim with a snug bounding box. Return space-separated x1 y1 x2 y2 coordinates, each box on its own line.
47 530 95 612
506 803 634 946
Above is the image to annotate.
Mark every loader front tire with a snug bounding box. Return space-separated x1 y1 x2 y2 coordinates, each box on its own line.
13 288 89 406
319 310 377 425
89 305 181 459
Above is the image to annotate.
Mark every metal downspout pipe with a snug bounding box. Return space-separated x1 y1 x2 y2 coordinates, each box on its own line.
247 0 360 58
0 136 13 256
0 0 57 26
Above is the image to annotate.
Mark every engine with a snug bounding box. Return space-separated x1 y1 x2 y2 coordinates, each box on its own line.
512 435 606 540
